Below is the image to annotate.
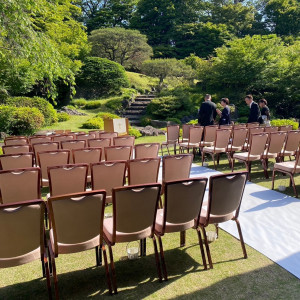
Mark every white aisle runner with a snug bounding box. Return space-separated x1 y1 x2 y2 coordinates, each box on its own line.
158 164 300 279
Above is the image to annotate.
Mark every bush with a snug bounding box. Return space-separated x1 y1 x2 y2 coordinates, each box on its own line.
105 98 123 112
84 100 103 109
81 117 104 129
0 105 44 135
187 119 198 125
166 117 181 124
71 99 87 108
76 57 129 99
128 127 142 138
271 119 299 130
57 112 70 122
96 112 120 120
140 116 152 126
5 96 57 126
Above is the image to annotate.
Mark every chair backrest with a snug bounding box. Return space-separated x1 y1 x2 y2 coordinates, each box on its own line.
37 150 70 185
33 142 59 162
248 133 269 156
215 129 231 149
61 140 86 163
247 122 259 128
266 132 287 154
48 190 106 256
99 132 118 144
264 126 278 133
128 158 160 185
279 125 293 132
88 130 103 139
0 153 34 170
4 138 29 146
76 133 96 141
203 125 218 143
166 125 180 143
0 167 41 204
205 172 248 225
113 136 135 147
249 127 264 136
219 125 233 129
2 145 31 155
48 164 88 196
162 178 207 231
54 130 64 134
104 146 132 161
234 124 247 128
29 136 53 145
72 148 102 175
111 183 161 243
182 124 193 141
231 128 248 148
162 154 193 183
0 200 45 267
188 126 203 144
52 135 74 143
283 130 300 153
134 143 160 159
91 161 126 198
88 138 111 148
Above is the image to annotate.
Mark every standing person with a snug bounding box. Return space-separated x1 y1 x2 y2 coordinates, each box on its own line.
258 99 270 125
217 98 231 125
245 95 260 123
198 94 217 126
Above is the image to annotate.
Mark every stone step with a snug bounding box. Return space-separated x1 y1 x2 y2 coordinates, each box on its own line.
136 95 155 99
128 119 142 125
134 98 152 102
124 115 142 120
125 110 146 115
131 101 151 105
129 104 148 109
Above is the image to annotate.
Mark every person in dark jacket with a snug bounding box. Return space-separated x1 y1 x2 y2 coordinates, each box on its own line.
198 94 217 126
245 94 260 123
217 98 231 125
258 99 270 124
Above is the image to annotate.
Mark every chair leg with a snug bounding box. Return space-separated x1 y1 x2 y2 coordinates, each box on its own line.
152 236 163 282
51 255 59 300
262 159 269 179
245 162 252 181
160 145 164 156
215 224 219 238
108 245 117 294
200 226 213 269
288 173 298 197
140 238 146 256
227 152 232 169
180 231 186 247
196 228 207 270
212 154 216 170
157 236 168 280
102 244 113 295
201 151 205 166
231 158 235 172
159 195 163 209
234 219 248 259
217 153 220 166
271 169 276 190
43 255 52 300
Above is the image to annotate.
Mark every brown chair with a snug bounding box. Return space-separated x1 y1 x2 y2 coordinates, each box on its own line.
47 190 111 298
52 134 74 145
202 129 231 169
72 148 102 181
0 167 41 204
234 124 247 128
99 132 118 145
134 143 160 159
199 125 218 148
272 151 300 197
181 124 193 143
279 125 293 132
180 126 203 155
88 138 111 161
103 183 162 294
0 200 51 298
33 142 59 164
0 152 34 170
61 140 86 163
161 125 180 155
76 133 96 141
198 172 248 269
29 136 53 145
128 158 160 185
89 130 105 139
155 178 208 279
54 130 64 134
113 136 135 147
38 150 70 187
2 144 31 155
104 146 132 161
244 127 265 150
261 132 287 178
247 122 259 128
91 160 126 204
4 137 29 146
233 133 269 180
264 126 278 133
48 164 88 197
279 130 300 161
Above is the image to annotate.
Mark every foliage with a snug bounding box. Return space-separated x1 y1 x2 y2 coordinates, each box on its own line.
128 127 142 138
140 116 152 126
96 112 120 120
187 119 198 125
71 99 88 108
76 57 129 99
81 117 104 129
89 28 153 70
270 119 299 130
57 112 70 122
5 97 58 126
126 71 158 93
166 117 181 124
0 105 44 135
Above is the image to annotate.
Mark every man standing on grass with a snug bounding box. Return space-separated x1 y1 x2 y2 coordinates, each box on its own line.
198 94 217 126
245 94 260 123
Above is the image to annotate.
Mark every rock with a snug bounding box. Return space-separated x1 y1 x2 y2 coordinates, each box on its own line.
57 106 87 116
137 125 166 136
150 120 179 127
0 132 8 140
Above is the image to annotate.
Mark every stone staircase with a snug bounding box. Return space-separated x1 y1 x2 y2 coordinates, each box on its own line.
123 94 155 125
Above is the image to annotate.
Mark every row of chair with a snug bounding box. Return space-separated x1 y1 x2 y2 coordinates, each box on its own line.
0 171 248 298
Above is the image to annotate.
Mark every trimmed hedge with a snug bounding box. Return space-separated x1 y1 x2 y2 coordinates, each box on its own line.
271 119 299 130
82 118 104 129
0 105 44 135
5 97 57 126
57 112 70 122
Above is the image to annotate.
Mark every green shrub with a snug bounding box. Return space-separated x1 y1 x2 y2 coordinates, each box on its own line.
271 119 299 130
71 99 87 108
128 127 142 138
0 105 44 135
65 105 76 110
81 117 104 129
5 96 57 126
140 116 152 126
105 98 123 111
76 57 129 99
84 100 103 109
187 119 198 125
166 117 181 124
96 112 120 120
237 117 248 124
57 112 70 122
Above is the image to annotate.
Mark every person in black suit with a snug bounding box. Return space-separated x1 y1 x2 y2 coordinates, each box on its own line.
245 95 260 123
258 99 270 124
217 98 231 125
198 94 217 126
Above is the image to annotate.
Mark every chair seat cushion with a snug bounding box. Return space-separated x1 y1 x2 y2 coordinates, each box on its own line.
203 146 226 154
103 218 152 243
200 141 214 147
180 142 200 148
155 209 195 234
280 150 295 157
274 161 300 173
199 208 234 225
227 145 242 152
233 152 260 161
262 151 278 159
